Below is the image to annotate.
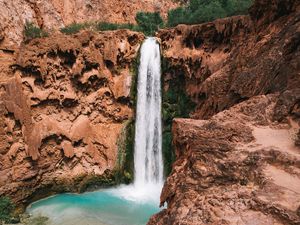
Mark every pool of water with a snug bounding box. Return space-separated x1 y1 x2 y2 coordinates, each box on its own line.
27 184 164 225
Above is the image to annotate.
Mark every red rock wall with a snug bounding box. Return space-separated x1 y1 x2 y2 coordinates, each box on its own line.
0 30 144 206
150 0 300 224
158 0 300 119
0 0 178 48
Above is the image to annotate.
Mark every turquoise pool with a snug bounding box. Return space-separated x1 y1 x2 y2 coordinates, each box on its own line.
27 185 163 225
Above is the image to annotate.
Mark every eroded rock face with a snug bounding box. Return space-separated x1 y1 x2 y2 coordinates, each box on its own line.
149 94 300 225
0 30 143 206
150 0 300 224
0 0 178 48
158 0 300 119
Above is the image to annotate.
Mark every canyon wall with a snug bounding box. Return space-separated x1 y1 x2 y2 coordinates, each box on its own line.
159 0 299 119
149 0 300 224
0 30 144 207
0 0 178 48
0 0 299 223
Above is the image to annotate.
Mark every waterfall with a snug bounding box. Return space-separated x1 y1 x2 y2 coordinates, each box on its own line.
106 37 164 203
134 37 163 187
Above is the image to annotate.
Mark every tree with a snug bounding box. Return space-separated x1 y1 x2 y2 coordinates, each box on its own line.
135 12 164 36
0 197 15 223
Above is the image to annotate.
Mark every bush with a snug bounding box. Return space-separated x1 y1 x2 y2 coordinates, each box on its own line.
96 22 135 31
0 196 15 223
95 12 163 36
60 22 91 35
24 21 48 40
135 12 164 36
167 0 253 26
167 7 187 27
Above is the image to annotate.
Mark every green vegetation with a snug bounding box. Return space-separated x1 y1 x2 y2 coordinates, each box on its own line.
135 12 164 36
115 120 135 184
161 59 196 175
58 11 163 36
24 21 48 40
0 196 15 223
114 51 140 185
96 12 164 36
96 22 135 31
24 1 253 39
60 22 92 35
167 0 253 27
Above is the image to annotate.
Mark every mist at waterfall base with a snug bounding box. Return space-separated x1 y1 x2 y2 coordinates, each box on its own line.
27 38 164 225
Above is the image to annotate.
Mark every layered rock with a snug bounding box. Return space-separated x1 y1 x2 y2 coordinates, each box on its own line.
158 0 300 119
149 94 300 224
0 30 144 207
150 0 300 224
0 0 178 48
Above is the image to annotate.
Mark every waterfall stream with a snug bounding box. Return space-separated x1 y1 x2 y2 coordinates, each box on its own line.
134 37 163 187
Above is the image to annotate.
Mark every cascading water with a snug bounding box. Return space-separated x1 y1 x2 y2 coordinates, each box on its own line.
26 38 164 225
134 37 163 187
109 37 164 203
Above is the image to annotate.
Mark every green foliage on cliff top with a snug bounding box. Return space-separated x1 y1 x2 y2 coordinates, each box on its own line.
60 22 92 35
24 21 48 40
96 12 164 36
167 0 253 27
96 22 135 31
135 12 164 36
0 196 15 223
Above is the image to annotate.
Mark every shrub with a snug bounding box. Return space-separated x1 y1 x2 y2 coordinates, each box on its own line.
60 22 91 35
167 0 253 26
135 12 164 36
96 22 135 31
167 7 188 27
95 12 163 36
189 1 227 24
0 196 15 223
24 21 48 40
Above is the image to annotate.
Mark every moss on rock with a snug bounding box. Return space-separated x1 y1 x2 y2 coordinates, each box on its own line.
161 57 196 176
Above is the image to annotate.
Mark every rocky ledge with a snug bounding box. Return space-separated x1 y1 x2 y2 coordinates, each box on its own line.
150 94 300 224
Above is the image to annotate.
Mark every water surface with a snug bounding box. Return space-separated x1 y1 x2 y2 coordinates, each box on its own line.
27 185 163 225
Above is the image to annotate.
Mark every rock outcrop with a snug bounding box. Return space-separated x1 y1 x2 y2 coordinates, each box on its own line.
149 94 300 225
150 0 300 224
158 0 300 119
0 30 143 207
0 0 178 48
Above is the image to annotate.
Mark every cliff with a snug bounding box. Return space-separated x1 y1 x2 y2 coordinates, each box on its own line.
149 0 300 224
0 0 178 48
0 30 144 207
158 0 299 120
